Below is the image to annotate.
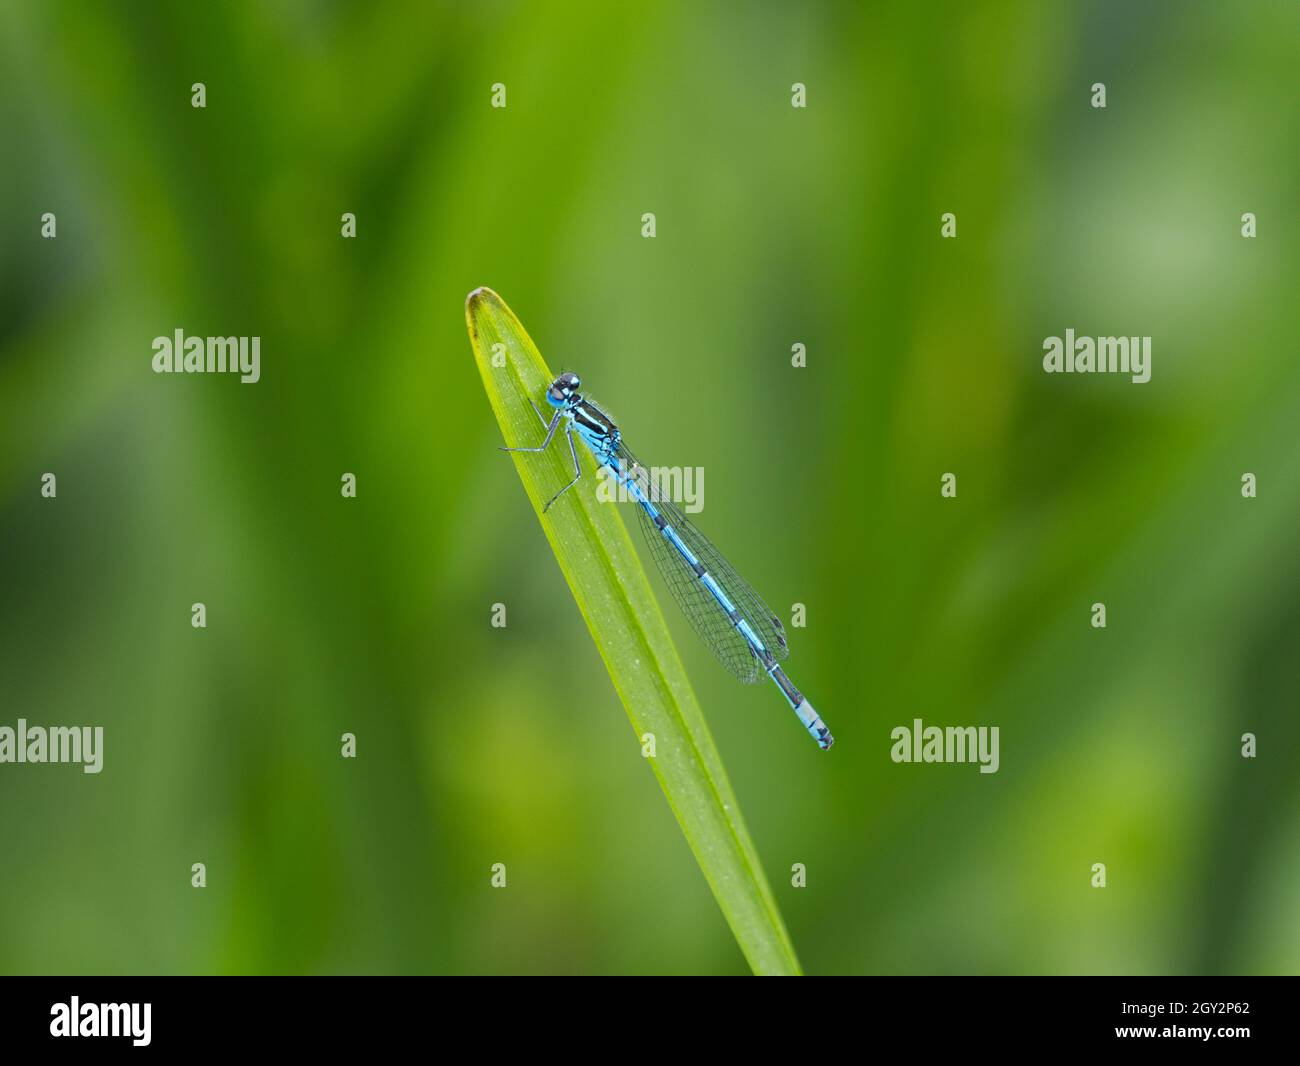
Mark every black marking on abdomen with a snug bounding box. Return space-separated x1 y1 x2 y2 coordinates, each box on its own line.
692 562 706 577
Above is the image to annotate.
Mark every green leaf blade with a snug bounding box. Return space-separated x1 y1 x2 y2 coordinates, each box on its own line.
465 287 801 976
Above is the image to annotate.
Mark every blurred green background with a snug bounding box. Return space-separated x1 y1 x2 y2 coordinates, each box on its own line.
1 0 1297 975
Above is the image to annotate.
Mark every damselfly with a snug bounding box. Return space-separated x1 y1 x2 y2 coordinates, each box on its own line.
502 372 833 750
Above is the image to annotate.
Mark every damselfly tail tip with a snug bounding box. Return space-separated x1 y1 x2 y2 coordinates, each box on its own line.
795 699 834 750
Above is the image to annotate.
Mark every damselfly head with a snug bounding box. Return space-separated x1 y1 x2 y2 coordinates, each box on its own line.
546 372 582 408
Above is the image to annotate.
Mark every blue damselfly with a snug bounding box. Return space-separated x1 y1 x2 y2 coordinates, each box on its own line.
503 372 833 750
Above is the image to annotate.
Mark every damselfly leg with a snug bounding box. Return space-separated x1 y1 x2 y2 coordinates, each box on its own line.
500 398 583 512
